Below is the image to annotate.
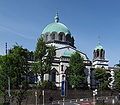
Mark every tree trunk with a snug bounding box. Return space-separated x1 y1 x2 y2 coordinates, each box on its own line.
36 73 37 83
41 76 43 83
41 74 44 83
25 69 28 87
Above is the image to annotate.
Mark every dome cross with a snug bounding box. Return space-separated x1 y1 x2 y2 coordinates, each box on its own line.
54 8 59 23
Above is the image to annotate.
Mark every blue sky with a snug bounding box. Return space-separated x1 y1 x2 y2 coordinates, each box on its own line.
0 0 120 66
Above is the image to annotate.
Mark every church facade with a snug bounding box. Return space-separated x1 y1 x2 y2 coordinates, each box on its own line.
31 11 109 88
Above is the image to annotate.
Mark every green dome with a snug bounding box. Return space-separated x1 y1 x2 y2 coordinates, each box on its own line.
42 22 71 35
62 50 74 57
42 10 71 35
95 45 104 50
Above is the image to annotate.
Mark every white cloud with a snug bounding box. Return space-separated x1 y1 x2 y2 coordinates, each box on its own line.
0 24 35 40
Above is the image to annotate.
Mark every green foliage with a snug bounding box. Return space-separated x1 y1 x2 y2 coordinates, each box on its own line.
32 37 48 82
0 103 4 105
98 81 110 90
94 68 111 90
34 38 46 61
114 63 120 68
0 66 8 103
114 70 120 91
0 44 29 104
68 52 85 88
21 80 27 88
69 75 84 88
37 81 57 90
32 37 56 82
45 45 56 74
94 68 107 83
0 45 29 88
69 52 85 75
15 89 28 105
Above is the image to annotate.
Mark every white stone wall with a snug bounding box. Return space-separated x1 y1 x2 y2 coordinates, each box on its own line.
93 60 108 69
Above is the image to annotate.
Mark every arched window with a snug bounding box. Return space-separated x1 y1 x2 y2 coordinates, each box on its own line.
66 34 71 41
71 37 74 46
100 49 103 58
46 35 48 41
59 32 65 41
51 72 56 82
59 34 63 41
52 34 55 40
97 50 99 57
93 50 96 59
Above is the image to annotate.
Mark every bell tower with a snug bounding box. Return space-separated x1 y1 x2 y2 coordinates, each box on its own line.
92 38 108 69
93 39 105 60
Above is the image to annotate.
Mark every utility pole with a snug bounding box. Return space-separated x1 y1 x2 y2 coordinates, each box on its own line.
8 76 11 105
35 91 37 105
5 42 11 105
4 73 11 105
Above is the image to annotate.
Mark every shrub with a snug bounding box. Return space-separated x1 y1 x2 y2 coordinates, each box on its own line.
0 102 9 105
37 81 57 90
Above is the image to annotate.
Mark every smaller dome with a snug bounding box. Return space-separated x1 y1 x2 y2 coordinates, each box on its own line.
94 39 104 50
62 49 74 57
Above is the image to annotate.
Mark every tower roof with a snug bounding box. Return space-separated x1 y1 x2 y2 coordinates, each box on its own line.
95 45 104 50
62 49 74 57
94 38 104 50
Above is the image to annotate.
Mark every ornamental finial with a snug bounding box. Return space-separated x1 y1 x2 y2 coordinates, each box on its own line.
98 35 100 46
54 8 59 23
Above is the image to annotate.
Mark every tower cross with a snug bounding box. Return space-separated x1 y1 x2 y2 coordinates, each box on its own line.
98 35 100 45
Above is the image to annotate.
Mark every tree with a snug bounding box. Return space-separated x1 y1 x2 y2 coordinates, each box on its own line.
11 45 29 87
0 67 8 103
45 45 56 75
32 37 56 83
94 68 111 90
32 38 47 83
114 60 120 68
68 52 85 89
114 70 120 91
0 44 29 105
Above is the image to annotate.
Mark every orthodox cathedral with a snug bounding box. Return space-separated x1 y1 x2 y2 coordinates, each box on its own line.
30 11 110 88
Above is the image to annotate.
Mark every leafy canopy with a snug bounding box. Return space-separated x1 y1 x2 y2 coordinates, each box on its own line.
31 37 56 82
69 52 85 75
0 45 29 89
68 52 85 88
0 44 29 104
114 70 120 91
94 68 111 90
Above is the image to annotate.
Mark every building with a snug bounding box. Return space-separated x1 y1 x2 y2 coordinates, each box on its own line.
29 10 110 88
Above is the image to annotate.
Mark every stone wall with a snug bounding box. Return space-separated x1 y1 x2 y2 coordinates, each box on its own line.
0 89 119 105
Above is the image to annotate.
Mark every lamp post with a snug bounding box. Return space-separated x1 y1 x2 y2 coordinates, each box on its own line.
7 75 11 105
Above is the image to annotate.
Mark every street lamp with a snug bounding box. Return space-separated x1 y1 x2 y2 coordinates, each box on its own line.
6 74 11 105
